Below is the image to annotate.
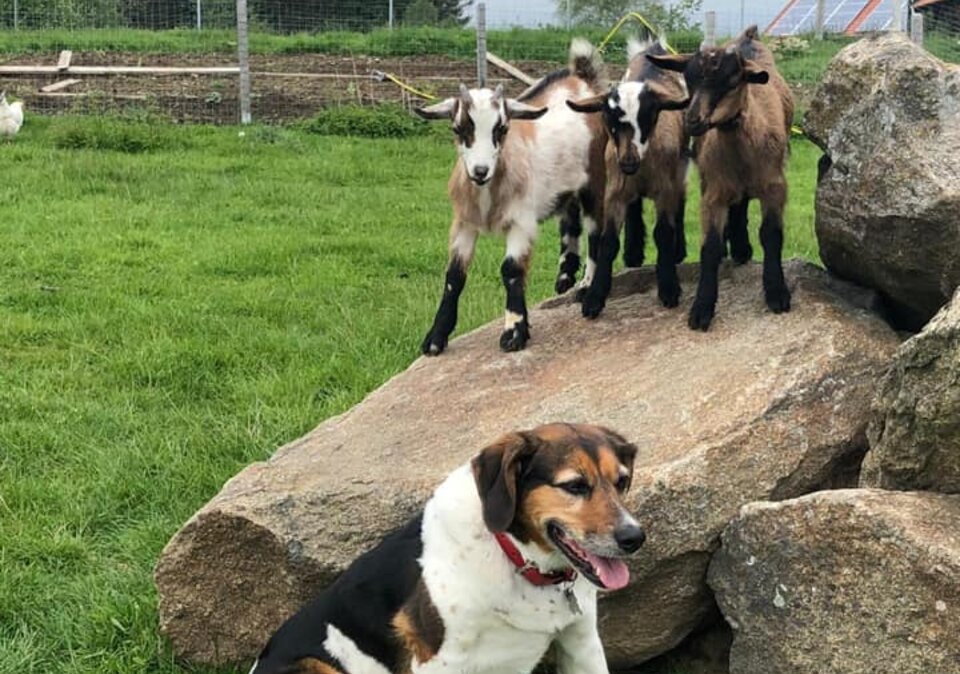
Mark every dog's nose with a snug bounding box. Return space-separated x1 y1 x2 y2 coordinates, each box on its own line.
614 523 646 554
473 165 489 181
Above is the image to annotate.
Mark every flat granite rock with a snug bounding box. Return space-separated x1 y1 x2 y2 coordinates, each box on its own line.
155 260 899 667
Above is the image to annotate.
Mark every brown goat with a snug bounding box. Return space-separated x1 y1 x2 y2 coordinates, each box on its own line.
648 26 794 331
567 37 690 318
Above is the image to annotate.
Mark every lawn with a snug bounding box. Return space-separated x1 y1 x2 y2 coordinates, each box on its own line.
0 114 821 674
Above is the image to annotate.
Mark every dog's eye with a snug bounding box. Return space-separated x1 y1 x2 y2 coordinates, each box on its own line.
558 479 592 497
615 475 630 493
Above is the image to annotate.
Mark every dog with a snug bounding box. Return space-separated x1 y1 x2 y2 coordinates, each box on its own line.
249 423 645 674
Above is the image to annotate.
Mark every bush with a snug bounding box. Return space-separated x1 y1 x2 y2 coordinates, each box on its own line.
304 104 430 139
51 117 190 153
404 0 439 26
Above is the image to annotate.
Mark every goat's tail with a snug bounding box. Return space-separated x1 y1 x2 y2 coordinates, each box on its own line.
569 38 602 86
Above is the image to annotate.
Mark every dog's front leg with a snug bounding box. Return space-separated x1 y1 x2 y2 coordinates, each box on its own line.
554 615 609 674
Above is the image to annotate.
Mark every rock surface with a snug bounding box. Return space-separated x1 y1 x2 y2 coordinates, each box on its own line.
803 33 960 330
155 261 898 667
709 489 960 674
861 287 960 493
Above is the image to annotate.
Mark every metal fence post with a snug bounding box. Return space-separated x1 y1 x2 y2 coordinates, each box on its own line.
237 0 252 124
703 11 717 48
196 0 202 30
891 0 903 31
389 0 394 29
815 0 826 39
13 0 18 30
911 11 924 44
476 3 487 88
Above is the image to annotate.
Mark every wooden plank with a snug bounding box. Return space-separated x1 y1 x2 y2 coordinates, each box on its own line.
486 52 536 86
40 78 81 93
0 65 240 75
37 92 148 100
57 50 72 71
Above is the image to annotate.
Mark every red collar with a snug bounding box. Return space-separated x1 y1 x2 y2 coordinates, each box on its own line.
494 532 576 586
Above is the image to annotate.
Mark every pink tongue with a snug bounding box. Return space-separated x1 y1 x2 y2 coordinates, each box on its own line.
584 551 630 590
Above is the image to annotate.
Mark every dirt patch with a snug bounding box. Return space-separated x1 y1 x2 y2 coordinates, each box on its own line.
0 51 572 124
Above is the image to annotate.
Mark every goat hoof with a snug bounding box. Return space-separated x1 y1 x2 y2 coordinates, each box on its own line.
731 243 753 265
659 284 681 308
555 274 576 295
574 286 589 303
581 294 606 320
766 285 792 314
421 332 448 356
688 301 715 331
674 248 687 264
499 323 530 352
622 251 644 268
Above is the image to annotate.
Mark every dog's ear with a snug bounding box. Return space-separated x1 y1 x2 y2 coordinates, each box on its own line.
471 432 536 532
599 427 638 489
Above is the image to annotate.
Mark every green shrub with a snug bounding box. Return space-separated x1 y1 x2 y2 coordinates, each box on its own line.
50 117 190 153
304 104 430 139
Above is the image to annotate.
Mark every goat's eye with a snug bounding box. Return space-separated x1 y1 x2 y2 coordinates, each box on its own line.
615 475 630 493
493 123 508 145
558 478 592 497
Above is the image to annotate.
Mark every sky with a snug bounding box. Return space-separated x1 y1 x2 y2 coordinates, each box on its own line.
467 0 784 33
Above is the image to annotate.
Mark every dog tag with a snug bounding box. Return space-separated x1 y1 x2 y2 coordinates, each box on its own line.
564 586 581 615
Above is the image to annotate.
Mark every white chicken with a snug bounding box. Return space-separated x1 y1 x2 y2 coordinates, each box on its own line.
0 91 24 139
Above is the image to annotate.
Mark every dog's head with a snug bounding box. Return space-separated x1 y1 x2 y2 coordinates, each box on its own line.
471 423 643 590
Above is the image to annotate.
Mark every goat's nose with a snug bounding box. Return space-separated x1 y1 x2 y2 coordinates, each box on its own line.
473 165 489 180
614 523 646 554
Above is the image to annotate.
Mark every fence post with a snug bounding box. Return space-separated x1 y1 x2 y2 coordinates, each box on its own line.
196 0 202 30
236 0 252 124
815 0 826 39
13 0 18 30
389 0 394 29
891 0 903 31
703 11 717 48
911 11 924 44
476 3 487 88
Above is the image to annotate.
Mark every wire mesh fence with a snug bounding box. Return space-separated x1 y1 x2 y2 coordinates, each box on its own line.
0 0 956 125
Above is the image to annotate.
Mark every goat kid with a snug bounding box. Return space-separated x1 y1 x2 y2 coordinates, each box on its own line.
416 39 606 355
568 37 690 319
648 26 794 331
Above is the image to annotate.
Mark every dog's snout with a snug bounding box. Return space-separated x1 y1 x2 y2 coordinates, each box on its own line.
614 523 646 554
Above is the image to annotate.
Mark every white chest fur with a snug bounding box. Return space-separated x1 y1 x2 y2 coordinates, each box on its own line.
415 466 600 674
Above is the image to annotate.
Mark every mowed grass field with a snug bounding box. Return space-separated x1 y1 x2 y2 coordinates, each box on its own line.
0 114 821 674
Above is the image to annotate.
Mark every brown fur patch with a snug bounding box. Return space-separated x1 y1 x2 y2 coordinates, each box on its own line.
393 580 444 671
294 658 344 674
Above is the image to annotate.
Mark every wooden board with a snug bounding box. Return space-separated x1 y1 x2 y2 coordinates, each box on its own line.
0 65 240 76
57 50 72 71
486 52 537 86
40 78 82 93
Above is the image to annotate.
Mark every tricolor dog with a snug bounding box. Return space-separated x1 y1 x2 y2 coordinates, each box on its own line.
250 423 644 674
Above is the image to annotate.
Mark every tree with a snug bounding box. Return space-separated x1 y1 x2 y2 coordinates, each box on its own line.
557 0 702 31
436 0 473 26
404 0 439 26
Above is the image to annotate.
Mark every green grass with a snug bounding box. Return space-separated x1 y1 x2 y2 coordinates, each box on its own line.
0 115 821 674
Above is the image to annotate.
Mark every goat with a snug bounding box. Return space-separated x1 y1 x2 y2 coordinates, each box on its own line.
648 25 794 331
416 39 606 354
0 91 24 139
567 37 690 318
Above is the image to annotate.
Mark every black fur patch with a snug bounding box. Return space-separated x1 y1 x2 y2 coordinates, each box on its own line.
251 516 425 674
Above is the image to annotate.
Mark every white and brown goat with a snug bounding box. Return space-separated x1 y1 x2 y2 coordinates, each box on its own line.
648 26 794 331
416 40 607 354
567 37 690 318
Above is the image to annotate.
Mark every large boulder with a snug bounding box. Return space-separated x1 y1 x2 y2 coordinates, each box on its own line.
708 489 960 674
803 33 960 331
861 287 960 492
155 261 898 667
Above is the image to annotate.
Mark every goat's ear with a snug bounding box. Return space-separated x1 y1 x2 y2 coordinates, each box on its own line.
647 82 690 112
743 60 769 85
415 98 458 120
471 432 536 532
506 99 548 121
646 53 691 73
566 94 607 114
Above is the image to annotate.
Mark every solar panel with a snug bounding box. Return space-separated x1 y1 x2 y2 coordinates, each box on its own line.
766 0 906 35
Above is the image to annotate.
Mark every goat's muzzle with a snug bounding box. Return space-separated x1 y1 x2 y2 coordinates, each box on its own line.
619 159 640 175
